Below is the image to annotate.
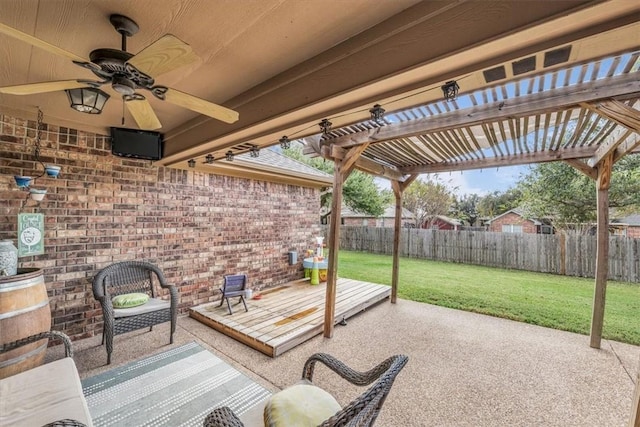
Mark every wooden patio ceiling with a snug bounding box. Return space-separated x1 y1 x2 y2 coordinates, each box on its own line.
306 50 640 180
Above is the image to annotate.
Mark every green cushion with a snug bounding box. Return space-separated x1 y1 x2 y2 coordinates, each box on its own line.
112 292 149 308
264 384 341 427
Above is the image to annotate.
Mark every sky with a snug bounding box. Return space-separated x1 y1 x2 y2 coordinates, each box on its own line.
376 164 528 196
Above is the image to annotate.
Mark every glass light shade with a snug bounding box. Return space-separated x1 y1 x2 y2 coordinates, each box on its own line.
65 87 110 114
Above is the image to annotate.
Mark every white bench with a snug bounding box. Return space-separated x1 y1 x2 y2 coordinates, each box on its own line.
0 331 93 427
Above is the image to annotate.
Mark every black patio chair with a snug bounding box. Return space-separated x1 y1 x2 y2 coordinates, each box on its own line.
203 352 409 427
219 274 248 315
92 261 178 364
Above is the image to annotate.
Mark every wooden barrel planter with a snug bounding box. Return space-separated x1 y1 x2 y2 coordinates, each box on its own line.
0 268 51 379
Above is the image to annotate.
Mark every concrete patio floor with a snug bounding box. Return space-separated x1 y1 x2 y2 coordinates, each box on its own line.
63 299 638 427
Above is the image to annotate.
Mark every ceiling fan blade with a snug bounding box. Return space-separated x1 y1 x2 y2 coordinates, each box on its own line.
164 88 239 124
126 97 162 130
0 22 88 63
127 34 199 78
0 80 88 95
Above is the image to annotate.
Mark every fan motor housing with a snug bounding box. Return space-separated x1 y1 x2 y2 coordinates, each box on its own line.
89 49 132 77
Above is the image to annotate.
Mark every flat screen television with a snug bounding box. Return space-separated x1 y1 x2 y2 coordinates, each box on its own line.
110 127 163 160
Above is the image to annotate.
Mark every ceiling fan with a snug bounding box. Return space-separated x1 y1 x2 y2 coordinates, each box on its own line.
0 14 239 130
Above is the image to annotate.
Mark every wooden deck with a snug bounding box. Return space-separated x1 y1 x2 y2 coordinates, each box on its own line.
189 278 390 357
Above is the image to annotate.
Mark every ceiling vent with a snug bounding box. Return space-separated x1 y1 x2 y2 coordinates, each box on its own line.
483 66 506 83
544 46 572 67
512 56 536 76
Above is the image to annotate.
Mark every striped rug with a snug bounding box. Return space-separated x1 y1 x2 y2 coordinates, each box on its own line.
82 342 270 427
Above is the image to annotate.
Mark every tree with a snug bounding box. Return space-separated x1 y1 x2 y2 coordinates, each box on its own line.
451 193 480 226
282 145 392 220
477 188 522 218
403 176 454 228
516 154 640 232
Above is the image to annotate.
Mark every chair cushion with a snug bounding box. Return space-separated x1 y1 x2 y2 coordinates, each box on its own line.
0 357 93 427
113 297 169 318
111 292 149 308
263 384 341 427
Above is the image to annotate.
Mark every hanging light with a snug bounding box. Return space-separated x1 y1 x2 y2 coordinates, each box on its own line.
187 159 196 168
65 87 110 114
226 150 234 161
279 136 291 149
441 80 459 101
369 104 385 123
205 154 214 164
249 145 260 158
319 119 332 135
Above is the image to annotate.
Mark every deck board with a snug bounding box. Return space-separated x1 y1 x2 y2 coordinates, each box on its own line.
189 278 390 357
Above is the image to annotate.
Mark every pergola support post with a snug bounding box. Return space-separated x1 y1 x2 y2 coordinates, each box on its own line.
390 175 418 304
590 153 613 349
630 356 640 427
323 144 365 338
324 158 344 338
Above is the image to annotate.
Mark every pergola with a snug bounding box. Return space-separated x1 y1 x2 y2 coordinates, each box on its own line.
304 38 640 427
307 51 640 344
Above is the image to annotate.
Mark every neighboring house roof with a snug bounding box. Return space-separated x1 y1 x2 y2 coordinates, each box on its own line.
487 208 542 226
342 205 415 219
204 148 333 188
611 214 640 226
428 215 462 226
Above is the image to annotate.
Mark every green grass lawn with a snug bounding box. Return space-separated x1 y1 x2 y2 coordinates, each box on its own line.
337 250 640 345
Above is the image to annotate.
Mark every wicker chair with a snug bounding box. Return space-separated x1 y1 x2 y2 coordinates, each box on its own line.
92 261 178 364
203 353 409 427
219 274 248 315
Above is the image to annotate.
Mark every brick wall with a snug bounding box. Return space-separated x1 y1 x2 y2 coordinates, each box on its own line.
626 226 640 238
0 114 321 340
488 212 537 234
342 217 371 227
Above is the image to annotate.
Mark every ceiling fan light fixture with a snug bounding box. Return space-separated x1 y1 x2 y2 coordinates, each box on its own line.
112 75 136 96
65 87 110 114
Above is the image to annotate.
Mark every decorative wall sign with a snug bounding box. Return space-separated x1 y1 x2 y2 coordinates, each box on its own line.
18 213 44 257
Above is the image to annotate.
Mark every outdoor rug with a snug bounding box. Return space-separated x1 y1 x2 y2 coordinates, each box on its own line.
81 342 271 427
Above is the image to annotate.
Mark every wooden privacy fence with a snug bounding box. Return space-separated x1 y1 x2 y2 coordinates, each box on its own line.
330 226 640 283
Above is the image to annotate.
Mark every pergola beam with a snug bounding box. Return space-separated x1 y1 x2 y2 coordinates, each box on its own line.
328 74 640 149
614 134 640 162
587 129 633 167
341 142 370 180
582 100 640 133
400 145 600 174
321 145 406 181
563 159 597 180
